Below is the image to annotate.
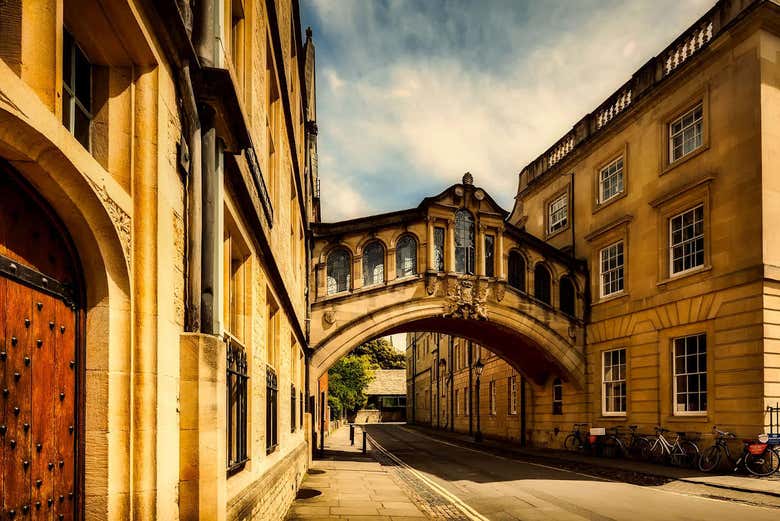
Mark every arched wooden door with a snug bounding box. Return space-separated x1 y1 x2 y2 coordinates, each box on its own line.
0 167 82 520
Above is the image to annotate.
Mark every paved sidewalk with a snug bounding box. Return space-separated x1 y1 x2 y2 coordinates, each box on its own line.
285 426 428 520
407 424 780 501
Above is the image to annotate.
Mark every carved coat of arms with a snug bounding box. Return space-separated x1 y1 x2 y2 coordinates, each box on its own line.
443 278 488 320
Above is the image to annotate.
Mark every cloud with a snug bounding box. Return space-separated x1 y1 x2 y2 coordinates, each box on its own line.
302 0 713 222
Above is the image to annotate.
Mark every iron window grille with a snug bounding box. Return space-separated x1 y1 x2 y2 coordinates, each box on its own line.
226 333 249 473
433 227 445 272
266 365 279 453
534 264 551 305
548 193 568 234
396 235 417 278
669 103 703 162
62 29 93 150
362 241 385 287
454 210 475 274
291 384 297 433
600 241 625 297
509 376 518 415
552 378 563 415
489 380 496 415
326 248 351 294
673 334 707 414
484 235 495 277
669 205 704 276
602 348 627 415
599 156 624 203
508 251 525 291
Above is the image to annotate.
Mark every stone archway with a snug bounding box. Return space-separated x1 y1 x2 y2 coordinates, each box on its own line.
0 103 132 520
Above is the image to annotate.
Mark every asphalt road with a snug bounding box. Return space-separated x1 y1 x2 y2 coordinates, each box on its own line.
364 423 779 521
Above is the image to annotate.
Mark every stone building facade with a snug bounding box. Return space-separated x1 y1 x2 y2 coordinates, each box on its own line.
407 0 780 448
0 0 317 519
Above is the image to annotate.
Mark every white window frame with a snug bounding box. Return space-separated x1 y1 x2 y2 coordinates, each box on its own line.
548 193 568 234
673 334 707 415
601 348 627 416
669 103 703 163
669 205 704 277
509 376 518 415
599 156 624 204
599 241 624 298
489 381 496 415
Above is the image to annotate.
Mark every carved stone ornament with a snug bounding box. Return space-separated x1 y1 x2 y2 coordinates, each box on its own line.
323 311 336 325
87 177 132 263
425 274 439 296
494 282 506 302
443 277 488 320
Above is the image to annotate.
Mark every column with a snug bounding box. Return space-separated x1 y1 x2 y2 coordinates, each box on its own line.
446 218 455 273
497 228 505 280
477 224 486 277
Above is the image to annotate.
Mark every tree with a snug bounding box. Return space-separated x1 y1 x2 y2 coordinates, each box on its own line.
352 338 406 369
327 355 376 414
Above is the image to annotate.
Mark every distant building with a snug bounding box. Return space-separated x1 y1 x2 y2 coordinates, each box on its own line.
366 369 407 422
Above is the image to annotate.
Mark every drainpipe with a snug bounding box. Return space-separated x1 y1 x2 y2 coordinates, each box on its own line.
195 0 217 67
411 336 416 424
180 62 202 332
200 105 218 334
449 336 454 432
569 172 575 258
468 340 473 436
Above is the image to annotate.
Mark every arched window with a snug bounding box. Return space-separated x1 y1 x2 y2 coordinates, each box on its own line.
455 209 475 274
362 242 385 287
326 248 351 294
559 276 576 316
396 235 417 278
534 263 551 305
508 251 525 291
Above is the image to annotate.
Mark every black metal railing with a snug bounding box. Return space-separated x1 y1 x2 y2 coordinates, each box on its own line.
226 333 249 474
266 365 278 454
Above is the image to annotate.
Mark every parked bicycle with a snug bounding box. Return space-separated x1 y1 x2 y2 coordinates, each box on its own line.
563 423 591 453
698 427 780 476
646 427 699 467
602 425 652 459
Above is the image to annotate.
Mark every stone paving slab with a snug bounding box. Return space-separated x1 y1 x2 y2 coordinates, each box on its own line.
284 427 430 520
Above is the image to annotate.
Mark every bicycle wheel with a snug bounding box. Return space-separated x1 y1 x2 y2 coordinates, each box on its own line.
630 437 652 460
673 440 699 468
649 440 668 464
563 434 581 452
745 447 780 477
698 445 723 472
602 436 625 459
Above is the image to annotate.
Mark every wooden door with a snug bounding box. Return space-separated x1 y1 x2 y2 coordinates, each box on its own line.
0 169 81 520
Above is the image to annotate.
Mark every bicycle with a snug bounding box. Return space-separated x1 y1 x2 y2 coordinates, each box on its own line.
647 427 699 467
563 423 590 452
698 427 780 476
603 425 652 459
601 427 626 458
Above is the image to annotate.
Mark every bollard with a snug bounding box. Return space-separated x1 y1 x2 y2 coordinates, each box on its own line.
350 424 355 445
362 430 367 454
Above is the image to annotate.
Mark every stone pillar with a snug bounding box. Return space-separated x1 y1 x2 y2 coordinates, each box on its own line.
353 254 361 290
477 224 486 277
426 219 435 272
497 229 505 280
387 247 396 282
179 333 227 521
446 219 455 273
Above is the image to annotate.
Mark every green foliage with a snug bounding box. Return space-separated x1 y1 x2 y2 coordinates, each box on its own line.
352 338 406 369
327 355 376 414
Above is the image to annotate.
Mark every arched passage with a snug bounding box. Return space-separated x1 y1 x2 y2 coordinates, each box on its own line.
0 103 132 519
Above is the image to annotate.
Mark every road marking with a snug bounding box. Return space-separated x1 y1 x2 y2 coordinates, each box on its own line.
398 425 614 483
395 426 780 511
366 431 491 521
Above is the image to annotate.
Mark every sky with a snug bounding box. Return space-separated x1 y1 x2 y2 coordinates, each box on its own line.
300 0 713 222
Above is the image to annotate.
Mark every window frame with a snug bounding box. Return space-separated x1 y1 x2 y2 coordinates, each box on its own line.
433 226 445 272
547 192 569 236
508 376 518 415
672 334 707 416
326 247 352 295
601 348 627 417
508 250 526 292
489 380 496 416
362 241 385 287
599 240 625 298
598 155 625 205
226 333 250 474
484 234 495 278
454 209 475 275
62 28 93 150
669 204 705 278
669 102 703 164
552 378 563 415
395 235 418 279
533 263 552 305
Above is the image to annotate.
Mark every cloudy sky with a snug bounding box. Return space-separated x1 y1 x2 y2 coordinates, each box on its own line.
300 0 713 222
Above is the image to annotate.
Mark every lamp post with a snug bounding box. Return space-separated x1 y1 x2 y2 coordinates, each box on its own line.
474 358 484 442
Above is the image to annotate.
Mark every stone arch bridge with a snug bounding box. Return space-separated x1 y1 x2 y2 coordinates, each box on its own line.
309 175 589 390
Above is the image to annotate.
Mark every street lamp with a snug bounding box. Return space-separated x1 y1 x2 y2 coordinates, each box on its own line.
474 358 484 442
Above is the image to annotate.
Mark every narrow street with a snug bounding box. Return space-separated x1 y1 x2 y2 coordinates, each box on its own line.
356 424 779 521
